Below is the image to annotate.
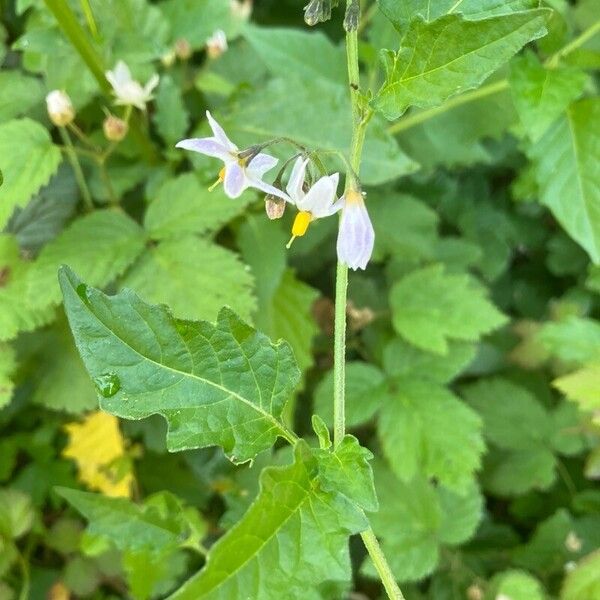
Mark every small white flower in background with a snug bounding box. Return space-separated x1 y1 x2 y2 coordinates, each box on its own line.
46 90 75 127
105 61 159 110
230 0 252 20
284 157 341 248
176 111 288 200
206 30 228 59
336 189 374 270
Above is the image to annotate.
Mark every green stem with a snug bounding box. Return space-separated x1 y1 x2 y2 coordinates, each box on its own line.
79 0 99 40
16 551 30 600
360 528 406 600
547 19 600 67
59 127 94 211
338 6 405 599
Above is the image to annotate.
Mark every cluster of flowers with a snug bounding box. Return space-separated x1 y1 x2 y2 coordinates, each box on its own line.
177 112 374 270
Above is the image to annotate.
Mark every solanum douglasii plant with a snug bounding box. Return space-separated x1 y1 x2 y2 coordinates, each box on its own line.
0 0 599 598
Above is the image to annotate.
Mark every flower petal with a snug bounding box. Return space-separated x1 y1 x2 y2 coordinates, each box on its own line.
286 157 308 204
144 74 160 96
108 61 132 87
246 176 290 201
206 110 237 151
247 153 278 177
224 163 246 198
336 199 375 270
300 173 339 216
175 137 231 160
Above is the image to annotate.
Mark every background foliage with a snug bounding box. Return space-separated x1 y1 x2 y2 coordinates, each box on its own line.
1 0 600 598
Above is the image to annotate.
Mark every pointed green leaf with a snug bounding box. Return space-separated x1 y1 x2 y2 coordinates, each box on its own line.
378 380 484 492
59 267 300 462
169 441 367 599
374 10 549 120
0 118 62 227
530 98 600 263
389 265 507 354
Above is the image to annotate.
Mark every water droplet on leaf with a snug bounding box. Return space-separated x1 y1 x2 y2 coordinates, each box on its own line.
94 372 121 398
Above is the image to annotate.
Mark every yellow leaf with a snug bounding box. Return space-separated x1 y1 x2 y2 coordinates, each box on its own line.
63 411 133 497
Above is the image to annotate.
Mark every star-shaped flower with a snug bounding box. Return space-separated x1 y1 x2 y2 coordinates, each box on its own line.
105 61 159 110
176 111 288 200
284 157 341 247
336 189 375 270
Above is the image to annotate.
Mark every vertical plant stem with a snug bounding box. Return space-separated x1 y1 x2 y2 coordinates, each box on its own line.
79 0 99 40
337 5 406 600
59 127 94 211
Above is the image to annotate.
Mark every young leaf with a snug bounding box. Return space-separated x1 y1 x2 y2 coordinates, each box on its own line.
554 363 600 419
510 53 587 142
530 98 600 263
120 236 256 323
561 551 600 600
144 174 251 240
389 264 507 354
26 210 147 311
169 441 367 599
378 379 484 492
373 10 549 120
488 570 545 600
59 267 300 462
0 118 62 228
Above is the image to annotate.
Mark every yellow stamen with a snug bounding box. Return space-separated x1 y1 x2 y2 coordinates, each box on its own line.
286 211 312 249
208 166 227 192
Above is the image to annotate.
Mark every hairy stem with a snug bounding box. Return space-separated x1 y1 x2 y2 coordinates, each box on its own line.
338 5 405 599
59 127 94 211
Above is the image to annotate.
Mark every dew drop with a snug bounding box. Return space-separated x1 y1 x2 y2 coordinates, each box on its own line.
93 372 121 398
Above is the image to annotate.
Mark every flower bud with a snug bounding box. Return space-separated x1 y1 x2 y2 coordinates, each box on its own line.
343 0 360 32
161 49 176 67
48 581 70 600
265 195 286 220
230 0 252 20
46 90 75 127
174 38 192 60
103 114 129 141
206 29 228 59
304 0 329 26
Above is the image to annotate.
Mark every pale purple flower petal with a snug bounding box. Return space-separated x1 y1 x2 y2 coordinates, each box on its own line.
206 110 237 151
299 173 339 216
247 153 278 178
175 137 231 160
246 176 290 201
336 195 375 270
224 162 246 198
286 157 308 204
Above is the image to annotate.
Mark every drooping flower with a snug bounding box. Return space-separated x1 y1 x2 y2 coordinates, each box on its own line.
206 30 228 59
46 90 75 126
105 61 159 110
176 111 289 200
284 157 341 247
336 189 375 270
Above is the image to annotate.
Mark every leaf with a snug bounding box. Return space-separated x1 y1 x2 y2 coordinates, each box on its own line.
0 235 54 342
120 236 256 323
389 265 507 354
363 464 482 582
0 71 44 121
0 344 16 409
0 119 62 228
510 53 587 142
244 26 345 85
56 488 199 555
554 363 600 419
0 489 34 539
26 209 147 312
59 267 300 462
378 379 484 492
487 570 545 600
144 174 251 240
561 551 600 600
373 10 549 120
538 317 600 367
153 75 190 146
62 411 134 498
314 362 386 428
530 98 600 263
222 77 418 186
169 441 367 599
379 0 537 30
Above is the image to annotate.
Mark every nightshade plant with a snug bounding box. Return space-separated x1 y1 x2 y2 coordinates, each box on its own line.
1 0 600 599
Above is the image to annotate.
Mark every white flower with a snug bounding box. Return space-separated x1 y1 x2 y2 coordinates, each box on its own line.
206 29 228 59
176 111 288 200
284 157 341 247
46 90 75 126
230 0 252 20
105 61 159 110
336 190 375 270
